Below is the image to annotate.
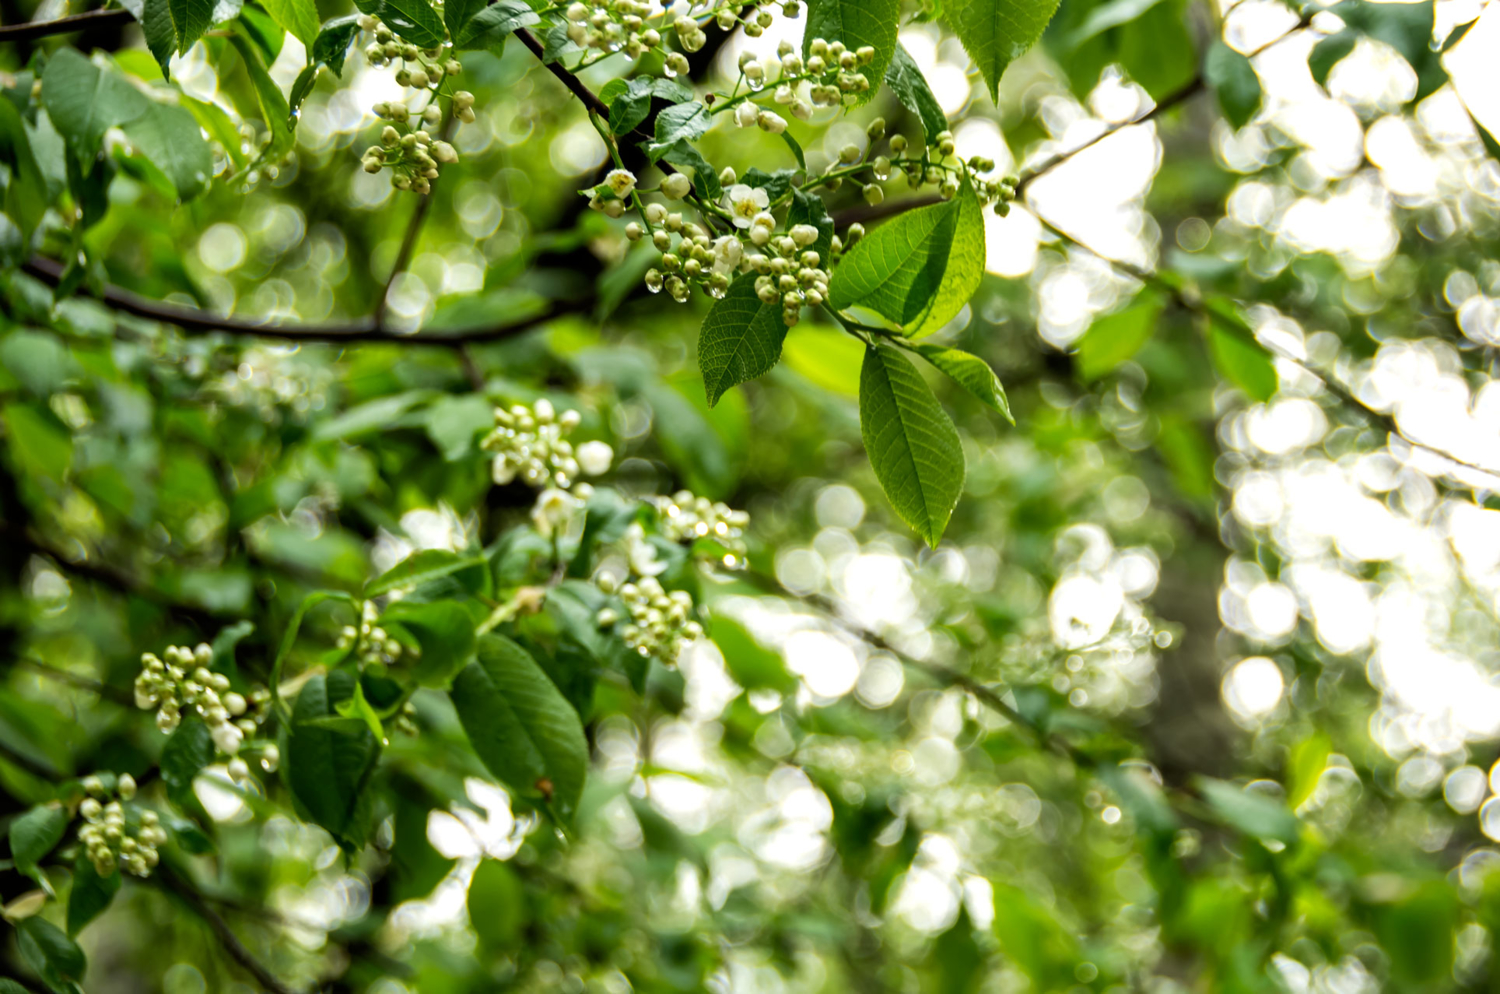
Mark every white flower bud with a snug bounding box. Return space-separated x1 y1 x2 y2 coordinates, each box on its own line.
661 173 692 199
576 440 614 476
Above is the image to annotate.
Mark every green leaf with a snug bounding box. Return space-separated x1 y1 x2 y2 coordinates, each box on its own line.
659 142 721 201
468 858 528 949
859 341 965 547
908 343 1013 423
182 93 247 171
1206 311 1276 402
1098 763 1177 835
425 393 494 460
10 803 68 877
229 34 294 161
17 917 87 990
450 634 590 823
782 325 864 395
1196 777 1299 844
121 103 213 200
167 0 216 52
261 0 318 46
3 402 72 484
1 330 73 396
884 43 948 141
989 882 1080 990
710 614 796 693
381 599 477 688
0 98 47 243
1285 732 1330 810
803 0 900 106
456 0 539 48
41 49 151 157
779 130 806 170
608 78 655 135
128 0 178 77
648 102 711 160
313 389 437 441
312 15 362 76
368 549 488 596
357 0 447 47
1370 880 1458 984
237 3 285 61
1073 290 1162 380
67 854 121 936
698 273 790 407
829 179 985 337
1204 41 1261 129
284 671 382 849
1307 28 1356 87
159 716 214 811
945 0 1062 102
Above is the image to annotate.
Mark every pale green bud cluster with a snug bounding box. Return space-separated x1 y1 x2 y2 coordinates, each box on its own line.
338 601 419 667
817 123 1021 213
642 204 746 303
395 700 420 736
652 490 749 563
482 399 613 490
357 15 475 193
560 0 797 69
134 645 268 755
77 776 165 879
747 221 831 327
601 576 704 663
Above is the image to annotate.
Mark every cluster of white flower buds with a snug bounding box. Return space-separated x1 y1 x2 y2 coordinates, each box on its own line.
77 775 165 879
739 38 873 120
599 576 704 662
748 220 832 327
134 644 268 755
561 0 798 70
362 109 463 195
338 601 418 667
482 399 614 490
357 15 475 193
637 197 745 301
652 490 749 561
867 125 1019 212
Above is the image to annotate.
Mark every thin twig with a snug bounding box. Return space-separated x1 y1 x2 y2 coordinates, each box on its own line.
373 117 459 331
14 656 134 706
23 256 584 347
0 7 132 42
0 735 63 780
156 866 302 994
1033 209 1500 483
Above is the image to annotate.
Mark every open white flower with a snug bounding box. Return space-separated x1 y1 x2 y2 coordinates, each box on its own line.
712 235 743 274
605 168 637 198
726 184 770 228
532 487 581 537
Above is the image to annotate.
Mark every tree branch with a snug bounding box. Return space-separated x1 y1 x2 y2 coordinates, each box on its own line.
0 8 131 43
1032 209 1500 484
514 28 611 117
157 866 302 994
23 256 585 347
14 656 135 706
